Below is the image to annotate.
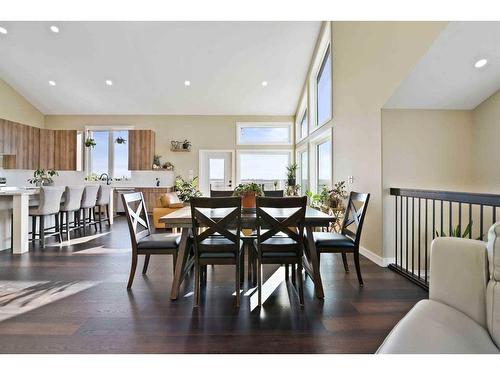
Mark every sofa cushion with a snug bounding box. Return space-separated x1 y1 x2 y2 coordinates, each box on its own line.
159 192 183 208
487 222 500 348
377 300 499 354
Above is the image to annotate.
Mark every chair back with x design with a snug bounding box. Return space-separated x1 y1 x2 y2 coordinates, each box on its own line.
256 196 307 251
341 191 370 246
190 197 242 255
122 192 152 251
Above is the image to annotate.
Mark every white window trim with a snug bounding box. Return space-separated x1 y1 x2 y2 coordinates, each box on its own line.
235 149 293 185
295 90 308 143
308 23 332 135
309 128 332 193
296 143 309 194
84 125 132 178
236 122 293 146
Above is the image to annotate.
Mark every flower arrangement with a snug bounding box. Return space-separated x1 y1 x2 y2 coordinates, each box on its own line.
28 169 58 187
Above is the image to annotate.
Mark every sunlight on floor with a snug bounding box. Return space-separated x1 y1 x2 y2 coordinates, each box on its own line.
44 232 111 248
249 266 286 311
0 280 99 322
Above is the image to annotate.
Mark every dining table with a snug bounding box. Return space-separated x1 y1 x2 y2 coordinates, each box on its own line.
160 205 335 300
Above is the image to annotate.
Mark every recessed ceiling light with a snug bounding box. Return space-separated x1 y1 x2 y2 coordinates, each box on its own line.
50 25 59 33
0 26 7 35
48 80 56 86
261 81 268 87
105 80 113 86
184 80 191 86
474 58 488 69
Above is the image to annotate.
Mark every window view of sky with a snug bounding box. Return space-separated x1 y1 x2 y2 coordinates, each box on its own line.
113 130 130 179
300 110 308 139
317 48 332 126
240 153 289 181
317 140 331 191
90 131 109 176
239 126 289 144
300 151 308 193
90 130 130 178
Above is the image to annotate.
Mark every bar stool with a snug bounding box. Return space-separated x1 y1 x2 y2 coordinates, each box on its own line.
59 185 85 241
79 185 99 235
29 186 65 248
95 185 112 231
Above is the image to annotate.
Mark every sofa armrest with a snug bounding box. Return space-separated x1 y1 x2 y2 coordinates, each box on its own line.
430 237 488 328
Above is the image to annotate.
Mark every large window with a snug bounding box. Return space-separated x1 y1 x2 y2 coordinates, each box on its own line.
316 46 332 127
237 151 290 190
300 110 308 140
88 129 130 179
236 123 292 145
298 149 308 194
316 139 331 192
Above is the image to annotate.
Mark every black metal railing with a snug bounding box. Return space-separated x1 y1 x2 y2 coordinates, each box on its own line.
389 188 500 290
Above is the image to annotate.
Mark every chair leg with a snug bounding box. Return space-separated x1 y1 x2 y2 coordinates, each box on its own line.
105 204 111 226
239 250 244 286
97 205 103 232
194 263 201 308
353 250 364 286
66 212 71 241
297 261 304 307
82 209 86 236
252 246 257 286
91 208 98 232
127 253 138 289
142 254 150 274
341 252 350 272
172 252 178 271
55 213 62 243
285 264 289 280
31 216 36 242
235 261 240 308
257 259 262 307
40 216 45 248
291 263 296 286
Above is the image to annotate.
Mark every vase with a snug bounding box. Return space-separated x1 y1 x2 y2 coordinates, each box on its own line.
241 193 256 209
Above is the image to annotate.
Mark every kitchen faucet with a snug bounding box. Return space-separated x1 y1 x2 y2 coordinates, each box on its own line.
99 173 112 185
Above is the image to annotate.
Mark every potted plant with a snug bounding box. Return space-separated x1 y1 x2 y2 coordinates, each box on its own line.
153 154 162 169
233 183 264 209
85 137 96 148
182 139 191 150
28 168 58 187
286 163 298 186
306 190 322 209
162 161 174 171
329 180 349 208
115 136 127 144
174 176 202 203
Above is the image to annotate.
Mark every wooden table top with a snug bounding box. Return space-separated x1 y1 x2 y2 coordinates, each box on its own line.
159 206 335 228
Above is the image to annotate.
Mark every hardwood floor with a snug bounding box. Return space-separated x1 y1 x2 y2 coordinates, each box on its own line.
0 217 427 353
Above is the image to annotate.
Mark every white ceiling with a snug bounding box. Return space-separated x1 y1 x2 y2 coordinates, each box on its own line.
0 21 321 115
385 21 500 110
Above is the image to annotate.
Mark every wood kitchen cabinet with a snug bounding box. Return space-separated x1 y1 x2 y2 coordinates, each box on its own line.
39 129 55 170
54 130 77 170
0 119 17 155
3 124 40 170
128 130 155 170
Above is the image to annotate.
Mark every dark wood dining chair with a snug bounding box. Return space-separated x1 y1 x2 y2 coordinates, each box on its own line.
190 197 243 308
264 190 284 197
309 191 370 286
210 189 234 197
255 196 307 307
122 192 183 289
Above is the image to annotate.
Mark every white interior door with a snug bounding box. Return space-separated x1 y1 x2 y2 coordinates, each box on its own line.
199 150 234 196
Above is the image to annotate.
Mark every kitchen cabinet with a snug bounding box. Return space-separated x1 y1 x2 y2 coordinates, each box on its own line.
54 130 77 170
39 129 55 170
3 124 40 170
0 119 17 155
128 130 155 170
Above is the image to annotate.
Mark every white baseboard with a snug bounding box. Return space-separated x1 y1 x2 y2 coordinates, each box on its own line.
359 246 394 267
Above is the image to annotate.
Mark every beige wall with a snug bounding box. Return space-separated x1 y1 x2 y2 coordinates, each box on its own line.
381 108 475 259
0 78 44 128
472 89 500 193
45 115 293 179
329 21 447 258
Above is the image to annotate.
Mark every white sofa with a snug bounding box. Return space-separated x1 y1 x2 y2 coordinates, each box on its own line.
377 222 500 354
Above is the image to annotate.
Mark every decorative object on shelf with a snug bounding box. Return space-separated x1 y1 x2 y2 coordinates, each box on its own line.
85 137 97 148
115 136 127 144
170 140 192 152
162 161 174 171
84 173 100 182
233 183 264 209
174 175 202 203
85 137 96 148
153 154 162 169
28 168 58 187
155 178 160 187
273 180 279 190
286 163 298 187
